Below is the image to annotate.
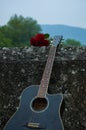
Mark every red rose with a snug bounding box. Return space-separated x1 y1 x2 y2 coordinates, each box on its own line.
30 38 38 46
30 33 50 46
35 34 45 40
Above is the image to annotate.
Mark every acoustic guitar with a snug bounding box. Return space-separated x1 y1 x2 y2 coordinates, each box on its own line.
4 35 64 130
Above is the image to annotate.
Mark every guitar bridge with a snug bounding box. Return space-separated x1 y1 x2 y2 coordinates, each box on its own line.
26 122 45 129
27 122 39 128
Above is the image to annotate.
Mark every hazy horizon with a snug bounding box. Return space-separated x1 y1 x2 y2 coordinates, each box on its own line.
0 0 86 29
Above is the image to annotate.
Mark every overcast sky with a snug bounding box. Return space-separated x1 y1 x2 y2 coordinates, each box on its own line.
0 0 86 28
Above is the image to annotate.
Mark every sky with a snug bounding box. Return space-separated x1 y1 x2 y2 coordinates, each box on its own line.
0 0 86 28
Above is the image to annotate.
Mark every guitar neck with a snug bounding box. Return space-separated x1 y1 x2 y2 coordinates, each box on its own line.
37 45 57 98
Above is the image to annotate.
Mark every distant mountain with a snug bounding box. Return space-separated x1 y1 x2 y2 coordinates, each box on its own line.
40 24 86 45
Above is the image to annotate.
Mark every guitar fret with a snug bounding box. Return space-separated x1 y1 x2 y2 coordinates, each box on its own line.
37 46 56 97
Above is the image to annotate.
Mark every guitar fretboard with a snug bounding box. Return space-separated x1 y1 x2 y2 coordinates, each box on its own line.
37 45 57 98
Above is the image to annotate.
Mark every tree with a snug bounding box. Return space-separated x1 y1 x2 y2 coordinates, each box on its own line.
0 30 13 47
64 38 81 46
0 14 41 47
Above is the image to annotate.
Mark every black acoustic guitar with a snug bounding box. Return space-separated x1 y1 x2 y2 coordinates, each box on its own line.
4 35 64 130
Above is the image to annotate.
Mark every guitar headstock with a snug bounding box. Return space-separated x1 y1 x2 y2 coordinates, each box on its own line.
52 35 63 47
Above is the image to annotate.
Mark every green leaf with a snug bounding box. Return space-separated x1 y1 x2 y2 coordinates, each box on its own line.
44 33 50 39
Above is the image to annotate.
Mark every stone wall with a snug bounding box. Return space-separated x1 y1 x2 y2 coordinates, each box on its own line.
0 46 86 130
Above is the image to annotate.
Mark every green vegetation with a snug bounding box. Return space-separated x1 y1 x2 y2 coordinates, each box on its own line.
0 15 82 47
0 14 41 47
63 38 81 46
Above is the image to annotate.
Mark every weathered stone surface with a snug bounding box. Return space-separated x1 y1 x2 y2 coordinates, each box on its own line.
0 45 86 130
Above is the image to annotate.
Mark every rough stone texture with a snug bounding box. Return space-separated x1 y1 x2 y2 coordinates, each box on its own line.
0 45 86 130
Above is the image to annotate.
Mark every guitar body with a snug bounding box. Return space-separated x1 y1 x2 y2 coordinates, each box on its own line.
4 85 64 130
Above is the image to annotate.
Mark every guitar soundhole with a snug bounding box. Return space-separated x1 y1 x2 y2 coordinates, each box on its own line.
31 97 48 112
